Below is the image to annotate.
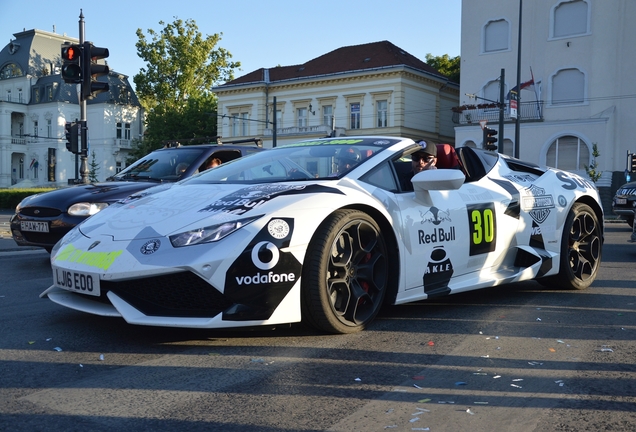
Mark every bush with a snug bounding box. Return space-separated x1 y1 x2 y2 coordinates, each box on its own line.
0 188 57 210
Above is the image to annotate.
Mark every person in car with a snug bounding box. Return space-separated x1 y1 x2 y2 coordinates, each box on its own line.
401 140 437 191
333 147 362 175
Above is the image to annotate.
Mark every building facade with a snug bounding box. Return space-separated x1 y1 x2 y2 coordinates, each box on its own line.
0 29 143 188
213 41 459 148
457 0 635 198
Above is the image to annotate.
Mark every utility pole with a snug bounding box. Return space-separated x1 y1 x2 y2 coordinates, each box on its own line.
499 68 505 154
514 0 523 158
78 10 88 184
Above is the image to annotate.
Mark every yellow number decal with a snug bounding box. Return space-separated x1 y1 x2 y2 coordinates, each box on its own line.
468 204 497 255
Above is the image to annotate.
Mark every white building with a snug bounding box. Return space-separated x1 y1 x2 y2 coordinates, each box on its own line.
213 41 459 148
457 0 635 206
0 29 143 188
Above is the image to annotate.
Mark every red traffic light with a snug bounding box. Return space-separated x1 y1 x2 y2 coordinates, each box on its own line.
62 45 80 62
61 43 83 84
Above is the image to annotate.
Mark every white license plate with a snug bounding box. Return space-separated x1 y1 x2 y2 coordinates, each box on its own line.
616 198 627 205
21 221 49 232
53 266 101 296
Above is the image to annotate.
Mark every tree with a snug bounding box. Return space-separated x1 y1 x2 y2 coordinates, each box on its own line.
585 143 602 183
88 151 100 183
132 18 241 154
425 53 461 84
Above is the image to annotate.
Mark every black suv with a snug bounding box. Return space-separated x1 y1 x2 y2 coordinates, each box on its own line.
10 142 263 252
612 180 636 226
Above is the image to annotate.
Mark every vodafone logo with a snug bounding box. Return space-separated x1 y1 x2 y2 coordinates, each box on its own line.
251 241 280 270
235 241 296 286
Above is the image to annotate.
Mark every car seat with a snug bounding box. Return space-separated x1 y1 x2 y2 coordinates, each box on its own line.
435 144 461 169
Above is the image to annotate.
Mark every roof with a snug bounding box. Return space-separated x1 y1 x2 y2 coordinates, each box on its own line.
0 29 140 107
220 40 448 86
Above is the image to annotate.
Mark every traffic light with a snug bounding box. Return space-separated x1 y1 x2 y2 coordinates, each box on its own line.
60 43 83 84
81 42 110 100
629 153 636 173
65 122 80 154
483 127 498 151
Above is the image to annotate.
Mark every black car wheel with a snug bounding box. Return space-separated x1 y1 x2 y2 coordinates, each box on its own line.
302 210 388 334
541 203 602 290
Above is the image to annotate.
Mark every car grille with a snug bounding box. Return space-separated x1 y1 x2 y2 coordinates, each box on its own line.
20 207 63 217
22 231 68 244
103 271 233 318
617 188 636 196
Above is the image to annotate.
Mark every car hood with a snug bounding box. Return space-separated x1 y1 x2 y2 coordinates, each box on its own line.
74 181 342 242
617 181 636 192
20 181 162 209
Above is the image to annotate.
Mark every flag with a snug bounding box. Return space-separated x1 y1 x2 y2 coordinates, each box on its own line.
506 78 535 100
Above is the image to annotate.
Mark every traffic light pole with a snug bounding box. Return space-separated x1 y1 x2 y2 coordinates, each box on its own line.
78 11 89 184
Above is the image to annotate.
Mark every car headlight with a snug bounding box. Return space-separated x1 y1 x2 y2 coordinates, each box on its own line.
67 202 109 216
169 215 262 248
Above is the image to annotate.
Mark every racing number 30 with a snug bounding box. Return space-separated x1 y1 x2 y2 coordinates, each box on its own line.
468 203 497 256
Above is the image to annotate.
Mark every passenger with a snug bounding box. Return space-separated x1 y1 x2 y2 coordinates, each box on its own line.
401 140 437 191
175 162 189 175
205 157 222 170
333 147 361 176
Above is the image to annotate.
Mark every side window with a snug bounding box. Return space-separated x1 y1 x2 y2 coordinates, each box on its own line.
360 163 398 192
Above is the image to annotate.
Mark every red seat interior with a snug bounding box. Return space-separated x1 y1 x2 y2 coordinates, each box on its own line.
436 144 460 169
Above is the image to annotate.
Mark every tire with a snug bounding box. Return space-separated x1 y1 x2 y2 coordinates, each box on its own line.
302 210 389 334
541 203 602 290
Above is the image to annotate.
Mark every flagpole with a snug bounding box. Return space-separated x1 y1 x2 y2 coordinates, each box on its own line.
514 0 522 158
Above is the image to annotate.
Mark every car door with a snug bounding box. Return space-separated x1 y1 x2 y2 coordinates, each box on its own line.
395 168 518 298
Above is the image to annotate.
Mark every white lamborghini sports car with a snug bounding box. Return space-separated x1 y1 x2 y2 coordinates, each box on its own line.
42 136 604 334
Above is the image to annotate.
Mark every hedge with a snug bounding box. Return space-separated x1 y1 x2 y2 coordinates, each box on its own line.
0 188 57 210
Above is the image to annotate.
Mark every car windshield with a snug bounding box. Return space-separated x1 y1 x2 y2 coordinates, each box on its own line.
184 138 398 185
110 148 207 182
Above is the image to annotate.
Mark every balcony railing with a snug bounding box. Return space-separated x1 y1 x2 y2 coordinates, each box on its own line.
11 137 26 145
116 138 131 148
264 124 346 137
452 101 544 125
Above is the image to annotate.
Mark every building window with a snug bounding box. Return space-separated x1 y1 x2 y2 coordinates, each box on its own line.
551 68 585 105
18 88 23 103
552 0 589 39
241 112 249 136
116 161 122 174
350 103 361 129
33 121 38 137
276 109 282 128
231 114 239 137
376 100 388 128
125 123 131 140
6 90 10 102
546 135 589 171
116 122 122 139
47 119 52 138
33 87 40 103
297 107 307 127
322 105 333 127
484 19 509 52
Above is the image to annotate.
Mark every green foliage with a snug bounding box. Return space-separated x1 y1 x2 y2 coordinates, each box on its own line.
133 18 240 152
0 188 57 210
88 151 100 183
134 18 240 110
585 143 602 183
425 53 461 84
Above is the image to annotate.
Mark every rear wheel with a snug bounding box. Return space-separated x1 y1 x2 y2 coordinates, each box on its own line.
302 210 388 334
541 203 602 290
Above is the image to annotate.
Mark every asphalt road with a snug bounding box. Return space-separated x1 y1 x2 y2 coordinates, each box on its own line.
0 221 635 431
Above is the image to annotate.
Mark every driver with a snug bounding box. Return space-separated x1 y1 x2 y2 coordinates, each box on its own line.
334 147 361 175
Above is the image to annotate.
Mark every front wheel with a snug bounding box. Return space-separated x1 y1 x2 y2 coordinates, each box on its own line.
541 203 602 290
302 210 389 334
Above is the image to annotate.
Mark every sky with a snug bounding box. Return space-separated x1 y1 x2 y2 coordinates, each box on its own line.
0 0 461 89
